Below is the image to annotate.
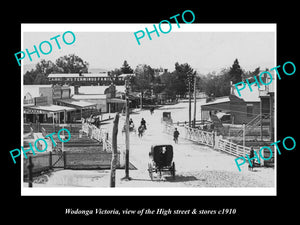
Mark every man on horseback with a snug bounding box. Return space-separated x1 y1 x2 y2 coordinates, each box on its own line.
140 118 147 130
129 118 134 129
138 124 145 137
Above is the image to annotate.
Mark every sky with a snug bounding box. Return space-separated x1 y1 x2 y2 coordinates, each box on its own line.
22 25 275 74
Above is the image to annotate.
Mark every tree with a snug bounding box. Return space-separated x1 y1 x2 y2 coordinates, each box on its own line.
243 67 260 81
55 54 89 73
152 75 165 96
24 69 38 84
110 68 122 77
23 54 89 84
36 59 60 74
228 59 243 84
33 73 49 84
160 72 177 98
203 69 231 98
109 68 122 84
132 64 154 108
203 60 243 98
120 60 133 74
24 60 56 84
173 62 195 98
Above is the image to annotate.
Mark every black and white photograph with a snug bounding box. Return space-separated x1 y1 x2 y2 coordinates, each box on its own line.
3 3 299 221
20 24 276 195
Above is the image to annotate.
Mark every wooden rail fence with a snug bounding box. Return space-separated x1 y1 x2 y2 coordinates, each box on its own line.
81 123 125 166
163 122 261 164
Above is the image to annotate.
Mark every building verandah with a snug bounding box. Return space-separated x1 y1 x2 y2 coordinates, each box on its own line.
23 104 76 124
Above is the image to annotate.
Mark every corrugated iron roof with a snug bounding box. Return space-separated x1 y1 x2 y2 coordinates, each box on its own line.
56 99 97 108
24 104 76 112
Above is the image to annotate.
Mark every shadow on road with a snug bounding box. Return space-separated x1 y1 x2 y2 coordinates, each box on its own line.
124 174 200 183
165 175 199 183
129 178 153 182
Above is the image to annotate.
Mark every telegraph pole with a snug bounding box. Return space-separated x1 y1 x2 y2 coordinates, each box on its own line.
193 75 197 128
122 79 131 181
188 75 191 128
110 112 119 187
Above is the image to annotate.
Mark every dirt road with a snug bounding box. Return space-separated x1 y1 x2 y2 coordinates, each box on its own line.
29 101 275 190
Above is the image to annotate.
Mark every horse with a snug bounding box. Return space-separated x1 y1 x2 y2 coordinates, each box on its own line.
138 124 146 137
122 122 136 134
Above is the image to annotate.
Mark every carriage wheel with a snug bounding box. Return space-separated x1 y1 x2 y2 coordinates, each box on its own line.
148 163 154 180
171 162 176 180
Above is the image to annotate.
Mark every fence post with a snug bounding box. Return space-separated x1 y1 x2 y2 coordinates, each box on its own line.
110 113 120 187
243 123 246 149
63 151 67 169
49 151 52 170
28 156 34 188
212 131 216 148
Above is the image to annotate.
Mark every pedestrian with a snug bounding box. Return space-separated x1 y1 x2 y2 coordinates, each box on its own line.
173 128 180 144
248 147 255 171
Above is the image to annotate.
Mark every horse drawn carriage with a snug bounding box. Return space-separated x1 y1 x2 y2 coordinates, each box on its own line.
161 112 173 124
148 145 176 180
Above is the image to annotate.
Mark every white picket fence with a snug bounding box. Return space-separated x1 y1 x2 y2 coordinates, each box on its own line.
216 138 250 157
163 122 261 164
163 123 214 147
183 125 214 147
81 123 121 153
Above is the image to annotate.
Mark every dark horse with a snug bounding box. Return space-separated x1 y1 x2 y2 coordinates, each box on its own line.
138 124 146 137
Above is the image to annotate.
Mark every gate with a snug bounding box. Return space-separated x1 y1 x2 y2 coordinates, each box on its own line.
162 122 265 167
163 122 214 147
184 125 214 147
51 152 65 168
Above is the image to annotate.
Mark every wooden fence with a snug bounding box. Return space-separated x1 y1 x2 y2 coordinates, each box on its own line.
82 123 108 146
163 122 214 147
23 151 120 181
163 122 261 164
24 123 125 185
81 123 125 165
215 138 261 164
184 125 214 147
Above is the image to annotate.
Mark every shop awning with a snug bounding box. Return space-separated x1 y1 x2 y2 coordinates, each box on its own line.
24 104 76 114
56 99 97 109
